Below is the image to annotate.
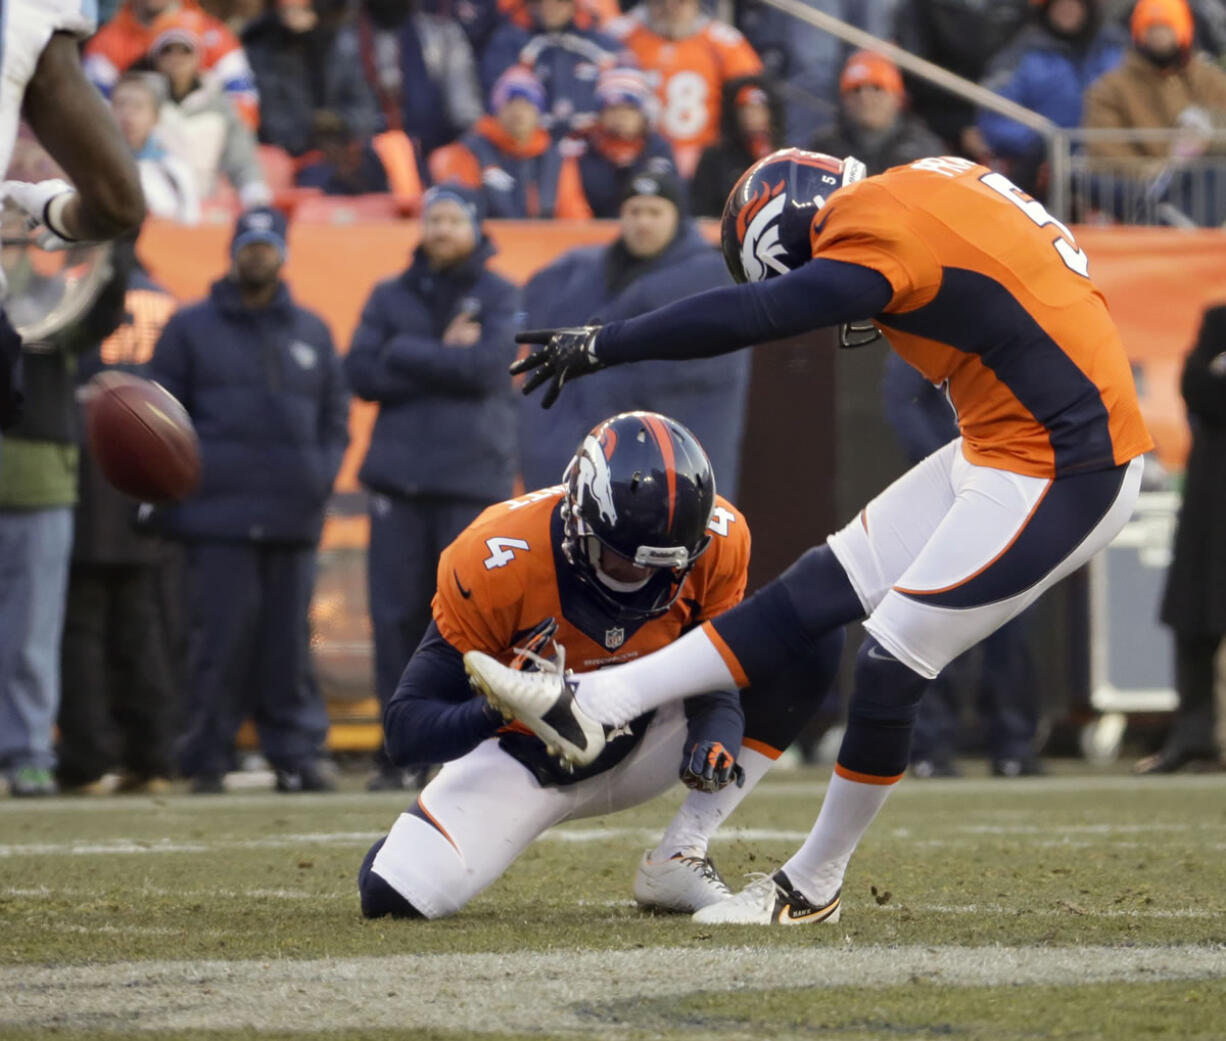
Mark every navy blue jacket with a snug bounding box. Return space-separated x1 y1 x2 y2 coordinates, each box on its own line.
345 239 520 500
148 279 350 545
519 222 750 497
576 130 679 218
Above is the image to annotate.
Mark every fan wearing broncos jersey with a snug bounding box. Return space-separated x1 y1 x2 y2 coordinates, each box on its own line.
358 411 844 920
466 149 1153 926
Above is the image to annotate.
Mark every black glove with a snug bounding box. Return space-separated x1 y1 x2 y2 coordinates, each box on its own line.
511 326 605 408
680 740 745 794
0 309 24 431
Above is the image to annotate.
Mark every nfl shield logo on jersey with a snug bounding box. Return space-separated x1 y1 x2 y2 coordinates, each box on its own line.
604 626 625 650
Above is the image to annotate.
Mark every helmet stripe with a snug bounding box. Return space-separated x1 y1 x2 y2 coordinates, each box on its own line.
641 413 677 534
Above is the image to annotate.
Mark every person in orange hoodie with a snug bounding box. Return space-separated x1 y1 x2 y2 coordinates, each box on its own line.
428 66 591 218
84 0 260 130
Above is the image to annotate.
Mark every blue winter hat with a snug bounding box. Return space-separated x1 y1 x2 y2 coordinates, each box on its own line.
423 183 486 237
231 205 288 260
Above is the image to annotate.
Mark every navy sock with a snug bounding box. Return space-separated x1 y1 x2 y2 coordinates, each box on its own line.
837 637 929 779
710 545 863 687
358 838 423 919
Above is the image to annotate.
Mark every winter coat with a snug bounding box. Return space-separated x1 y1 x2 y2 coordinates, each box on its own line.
241 11 379 157
157 81 271 208
1161 304 1226 636
344 240 519 501
690 73 786 218
978 21 1127 162
519 222 750 497
481 21 623 138
147 279 349 545
1084 49 1226 161
351 11 483 156
573 129 678 218
428 115 592 218
809 111 945 177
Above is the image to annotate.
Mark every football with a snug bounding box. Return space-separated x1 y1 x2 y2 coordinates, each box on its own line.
84 371 201 502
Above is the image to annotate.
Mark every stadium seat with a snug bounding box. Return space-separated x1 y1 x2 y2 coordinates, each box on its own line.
257 145 296 193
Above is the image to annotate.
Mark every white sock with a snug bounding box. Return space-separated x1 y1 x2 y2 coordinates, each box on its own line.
651 746 775 859
780 771 900 905
575 626 737 727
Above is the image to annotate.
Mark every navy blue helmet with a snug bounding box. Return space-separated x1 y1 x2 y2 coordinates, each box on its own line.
720 147 867 285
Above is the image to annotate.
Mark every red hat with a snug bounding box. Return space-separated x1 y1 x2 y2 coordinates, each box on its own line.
1131 0 1194 49
839 50 904 97
734 84 769 108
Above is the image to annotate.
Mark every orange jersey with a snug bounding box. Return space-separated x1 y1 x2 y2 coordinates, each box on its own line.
811 156 1153 478
609 12 761 177
433 486 749 672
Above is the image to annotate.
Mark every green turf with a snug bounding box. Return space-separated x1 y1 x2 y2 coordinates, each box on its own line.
1 764 1223 1039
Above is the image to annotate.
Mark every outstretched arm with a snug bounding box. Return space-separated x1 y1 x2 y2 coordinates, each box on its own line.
514 259 893 406
18 33 145 241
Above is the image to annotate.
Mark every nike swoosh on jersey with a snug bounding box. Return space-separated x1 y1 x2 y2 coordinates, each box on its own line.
453 570 473 600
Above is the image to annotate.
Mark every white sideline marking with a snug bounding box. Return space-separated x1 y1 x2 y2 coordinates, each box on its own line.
2 945 1223 1034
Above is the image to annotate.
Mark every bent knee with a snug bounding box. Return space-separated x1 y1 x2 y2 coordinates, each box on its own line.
358 838 423 919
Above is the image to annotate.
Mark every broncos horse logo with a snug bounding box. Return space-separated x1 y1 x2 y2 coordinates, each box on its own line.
574 433 618 526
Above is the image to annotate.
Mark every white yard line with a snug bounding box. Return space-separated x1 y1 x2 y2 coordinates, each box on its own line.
2 945 1223 1035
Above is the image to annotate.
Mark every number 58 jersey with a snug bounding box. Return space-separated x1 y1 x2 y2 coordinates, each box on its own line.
432 487 750 673
812 156 1153 479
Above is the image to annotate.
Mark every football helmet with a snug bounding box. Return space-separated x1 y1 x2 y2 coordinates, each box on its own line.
720 147 867 285
561 411 715 619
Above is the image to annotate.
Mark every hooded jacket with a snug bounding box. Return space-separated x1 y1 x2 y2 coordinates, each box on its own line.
147 279 349 545
345 238 520 501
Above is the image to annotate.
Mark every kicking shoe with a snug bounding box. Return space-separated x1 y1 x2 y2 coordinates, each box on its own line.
463 649 605 768
9 766 58 798
691 870 841 926
633 849 733 913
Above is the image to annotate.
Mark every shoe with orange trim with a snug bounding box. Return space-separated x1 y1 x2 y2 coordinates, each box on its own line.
463 648 606 768
691 869 841 926
633 848 732 913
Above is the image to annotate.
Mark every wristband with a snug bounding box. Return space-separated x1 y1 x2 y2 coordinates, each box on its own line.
43 191 78 241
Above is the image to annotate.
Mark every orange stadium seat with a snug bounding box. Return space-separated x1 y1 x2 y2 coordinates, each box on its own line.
293 193 407 224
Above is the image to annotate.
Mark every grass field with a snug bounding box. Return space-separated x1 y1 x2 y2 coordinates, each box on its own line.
2 763 1224 1040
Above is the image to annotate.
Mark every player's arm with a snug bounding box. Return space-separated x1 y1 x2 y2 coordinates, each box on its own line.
514 259 892 405
18 32 145 241
382 621 505 768
679 690 746 792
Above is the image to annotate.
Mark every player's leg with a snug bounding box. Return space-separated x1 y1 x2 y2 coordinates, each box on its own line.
463 442 962 764
719 454 1145 924
637 627 846 910
359 739 576 919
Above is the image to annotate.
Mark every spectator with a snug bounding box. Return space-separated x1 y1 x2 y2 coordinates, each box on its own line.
111 71 201 223
736 0 899 144
609 0 763 179
1141 303 1226 772
294 113 396 196
241 0 380 158
353 0 483 158
481 0 624 138
429 66 593 217
148 10 272 210
0 148 130 798
978 0 1127 197
572 66 678 217
343 185 520 791
895 0 1030 159
519 170 749 497
84 0 260 130
809 51 944 175
880 352 1042 779
147 207 349 794
691 74 785 218
58 243 182 796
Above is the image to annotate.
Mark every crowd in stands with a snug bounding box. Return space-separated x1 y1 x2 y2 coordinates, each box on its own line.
65 0 1226 229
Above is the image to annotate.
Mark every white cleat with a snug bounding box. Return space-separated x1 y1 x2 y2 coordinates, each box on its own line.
633 849 733 913
691 870 842 926
463 649 606 768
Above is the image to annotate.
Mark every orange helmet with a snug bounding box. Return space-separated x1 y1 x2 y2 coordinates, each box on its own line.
1130 0 1194 49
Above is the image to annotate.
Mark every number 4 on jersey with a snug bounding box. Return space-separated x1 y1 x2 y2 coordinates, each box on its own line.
483 537 530 569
